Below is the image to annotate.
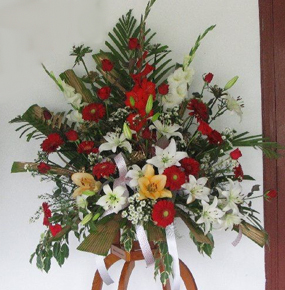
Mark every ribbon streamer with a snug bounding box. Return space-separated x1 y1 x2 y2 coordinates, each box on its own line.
96 256 114 285
114 153 128 190
232 225 243 247
166 223 181 290
135 224 155 267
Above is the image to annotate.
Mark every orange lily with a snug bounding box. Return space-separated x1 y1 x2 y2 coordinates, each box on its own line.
138 164 172 200
71 172 102 198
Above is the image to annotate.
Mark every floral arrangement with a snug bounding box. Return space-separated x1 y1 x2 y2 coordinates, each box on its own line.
11 1 279 287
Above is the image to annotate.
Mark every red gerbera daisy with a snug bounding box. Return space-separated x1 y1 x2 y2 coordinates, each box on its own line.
180 157 200 177
163 166 186 190
41 133 64 153
208 130 223 145
187 98 209 121
82 103 106 122
77 141 96 154
152 200 176 228
42 202 51 226
93 161 116 179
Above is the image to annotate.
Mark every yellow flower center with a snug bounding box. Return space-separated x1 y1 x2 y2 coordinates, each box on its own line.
163 210 169 217
91 109 96 114
172 174 178 180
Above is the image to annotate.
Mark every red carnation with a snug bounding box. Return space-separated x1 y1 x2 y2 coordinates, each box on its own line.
230 148 242 160
49 224 62 237
102 59 114 71
82 103 106 122
204 73 214 83
43 110 52 120
128 38 140 50
234 164 244 181
41 133 64 153
37 162 51 174
65 130 78 141
208 130 223 145
77 141 95 154
163 166 186 191
97 86 111 100
187 99 208 121
158 83 169 95
42 202 51 226
152 200 176 228
180 157 200 176
265 189 278 200
126 113 147 132
93 162 116 179
197 120 213 135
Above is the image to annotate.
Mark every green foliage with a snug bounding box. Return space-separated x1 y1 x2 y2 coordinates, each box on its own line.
120 225 136 252
190 232 215 258
70 44 93 67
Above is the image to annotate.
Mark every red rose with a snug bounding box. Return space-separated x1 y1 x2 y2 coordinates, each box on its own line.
82 103 106 122
128 38 140 50
234 164 244 181
197 120 213 135
93 162 116 179
188 98 208 121
97 86 111 100
208 130 223 145
43 110 52 120
65 130 78 141
180 157 200 176
77 141 95 154
49 224 62 237
37 162 51 174
230 148 242 160
158 83 169 95
42 202 51 226
101 59 114 72
41 133 64 153
152 200 176 228
163 166 186 191
265 189 278 200
204 73 214 83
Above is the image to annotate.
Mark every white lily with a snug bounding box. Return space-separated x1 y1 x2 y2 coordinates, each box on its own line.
150 120 183 140
182 175 210 204
126 164 146 188
223 94 243 121
197 197 224 234
218 179 245 214
147 138 188 173
220 211 244 231
99 132 132 153
96 184 126 214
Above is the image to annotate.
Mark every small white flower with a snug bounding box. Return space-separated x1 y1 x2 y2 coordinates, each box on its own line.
223 94 243 121
197 197 224 234
218 179 245 214
182 175 211 204
96 184 127 214
67 110 83 123
99 132 132 153
150 120 183 140
147 138 188 173
126 165 146 188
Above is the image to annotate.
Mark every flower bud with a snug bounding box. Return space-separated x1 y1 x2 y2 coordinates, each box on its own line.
151 112 160 122
92 213 101 221
224 76 239 91
123 122 132 140
145 94 153 114
129 96 135 107
81 213 93 225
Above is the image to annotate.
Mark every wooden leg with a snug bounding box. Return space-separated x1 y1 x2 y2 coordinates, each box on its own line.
92 253 121 290
117 261 135 290
179 259 198 290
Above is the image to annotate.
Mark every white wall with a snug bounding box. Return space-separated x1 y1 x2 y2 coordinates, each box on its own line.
0 1 264 290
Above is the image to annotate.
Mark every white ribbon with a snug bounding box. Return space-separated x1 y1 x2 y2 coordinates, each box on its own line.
166 223 181 290
96 255 114 285
135 224 155 266
232 225 243 247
